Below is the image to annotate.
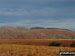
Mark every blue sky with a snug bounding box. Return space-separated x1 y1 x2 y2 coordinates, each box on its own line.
0 0 75 30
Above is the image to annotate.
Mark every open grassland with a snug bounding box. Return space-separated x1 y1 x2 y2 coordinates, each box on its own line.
0 44 75 56
0 39 75 56
0 39 75 47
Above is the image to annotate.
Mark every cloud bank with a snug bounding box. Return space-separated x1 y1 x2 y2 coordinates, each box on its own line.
0 0 75 30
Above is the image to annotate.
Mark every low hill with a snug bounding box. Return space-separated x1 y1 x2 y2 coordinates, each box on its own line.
0 26 75 39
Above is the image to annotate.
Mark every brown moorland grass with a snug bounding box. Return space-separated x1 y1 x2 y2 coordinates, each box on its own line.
0 26 75 39
0 39 75 47
0 44 75 56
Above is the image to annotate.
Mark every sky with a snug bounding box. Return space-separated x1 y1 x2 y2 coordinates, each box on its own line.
0 0 75 31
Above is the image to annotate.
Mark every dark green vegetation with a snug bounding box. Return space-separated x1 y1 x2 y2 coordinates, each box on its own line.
49 42 61 46
71 41 75 47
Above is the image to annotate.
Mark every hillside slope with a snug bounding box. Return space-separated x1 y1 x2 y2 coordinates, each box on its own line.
0 26 75 39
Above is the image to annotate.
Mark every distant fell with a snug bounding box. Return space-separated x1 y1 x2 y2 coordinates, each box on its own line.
0 26 75 39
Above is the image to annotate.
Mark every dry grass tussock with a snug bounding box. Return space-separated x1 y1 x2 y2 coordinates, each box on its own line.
0 44 75 56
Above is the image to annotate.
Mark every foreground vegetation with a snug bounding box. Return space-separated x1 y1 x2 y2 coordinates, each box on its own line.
0 39 74 56
0 44 75 56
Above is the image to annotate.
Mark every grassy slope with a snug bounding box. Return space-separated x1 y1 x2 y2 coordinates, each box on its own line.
0 26 75 39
